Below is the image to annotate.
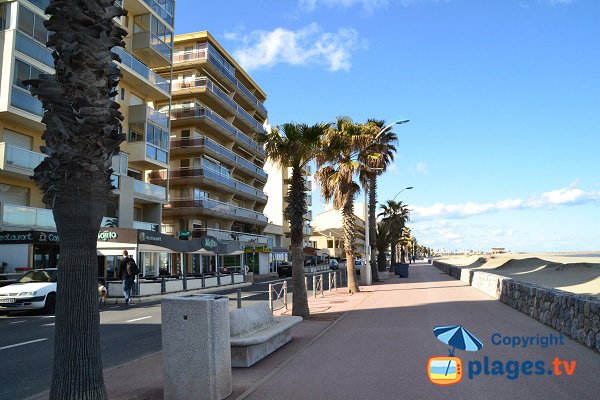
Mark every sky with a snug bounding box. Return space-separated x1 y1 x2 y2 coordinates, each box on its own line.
173 0 600 253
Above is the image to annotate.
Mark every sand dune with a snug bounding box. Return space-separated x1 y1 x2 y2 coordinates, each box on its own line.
437 254 600 297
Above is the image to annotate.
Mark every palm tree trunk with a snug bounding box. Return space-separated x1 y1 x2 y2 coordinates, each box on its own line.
288 168 309 318
390 241 397 266
51 199 107 400
377 251 387 272
342 200 360 293
368 176 379 281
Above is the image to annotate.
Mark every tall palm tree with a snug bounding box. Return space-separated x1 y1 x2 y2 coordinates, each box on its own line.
379 200 411 266
358 119 397 281
375 221 392 271
315 117 371 294
26 1 127 398
256 123 329 318
399 227 413 263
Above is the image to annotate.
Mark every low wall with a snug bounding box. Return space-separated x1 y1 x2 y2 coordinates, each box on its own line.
433 261 600 353
107 274 245 298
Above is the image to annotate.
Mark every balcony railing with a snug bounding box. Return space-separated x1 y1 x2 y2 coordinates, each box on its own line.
194 228 269 244
168 168 267 201
169 105 265 156
112 46 170 95
0 143 45 175
15 32 53 68
133 179 167 201
129 104 169 129
170 136 267 180
11 86 44 117
172 77 261 130
133 220 160 231
166 197 268 223
0 203 55 230
172 47 267 117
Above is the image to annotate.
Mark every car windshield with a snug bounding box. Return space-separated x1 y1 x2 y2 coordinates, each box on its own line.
17 270 57 283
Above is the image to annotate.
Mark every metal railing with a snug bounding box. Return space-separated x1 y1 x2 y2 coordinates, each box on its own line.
112 46 170 95
165 197 268 222
268 280 288 311
167 167 267 200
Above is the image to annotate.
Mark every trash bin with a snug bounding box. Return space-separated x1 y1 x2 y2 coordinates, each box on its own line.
394 263 410 278
162 294 232 400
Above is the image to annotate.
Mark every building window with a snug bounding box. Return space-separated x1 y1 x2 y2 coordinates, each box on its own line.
0 3 10 31
18 5 48 44
13 59 43 91
327 240 334 249
120 87 125 101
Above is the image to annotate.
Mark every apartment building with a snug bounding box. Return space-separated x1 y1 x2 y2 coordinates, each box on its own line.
151 31 271 275
0 0 174 276
263 162 314 267
309 206 366 260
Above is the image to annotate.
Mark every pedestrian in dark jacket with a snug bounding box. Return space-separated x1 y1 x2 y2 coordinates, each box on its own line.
119 250 137 306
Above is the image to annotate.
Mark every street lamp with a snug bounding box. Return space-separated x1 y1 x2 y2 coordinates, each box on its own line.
392 186 414 201
363 119 410 286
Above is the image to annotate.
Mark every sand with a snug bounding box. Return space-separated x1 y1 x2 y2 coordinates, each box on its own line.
437 253 600 297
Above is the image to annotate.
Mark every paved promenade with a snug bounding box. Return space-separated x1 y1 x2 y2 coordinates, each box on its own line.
32 261 600 399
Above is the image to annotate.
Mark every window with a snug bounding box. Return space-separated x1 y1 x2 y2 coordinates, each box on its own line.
327 240 334 249
0 3 10 31
120 88 125 101
17 5 47 44
13 59 43 91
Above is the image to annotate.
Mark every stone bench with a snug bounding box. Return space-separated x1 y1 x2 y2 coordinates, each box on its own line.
229 303 303 367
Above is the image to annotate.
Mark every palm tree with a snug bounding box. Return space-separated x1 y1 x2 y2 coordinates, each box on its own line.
378 200 411 265
358 119 397 281
26 1 127 398
315 117 371 294
256 123 329 318
399 227 413 263
375 221 392 271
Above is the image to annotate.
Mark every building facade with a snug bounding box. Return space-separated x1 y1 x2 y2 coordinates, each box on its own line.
152 31 271 275
309 207 366 260
0 0 174 276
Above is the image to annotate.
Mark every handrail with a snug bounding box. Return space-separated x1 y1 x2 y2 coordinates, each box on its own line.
167 167 267 200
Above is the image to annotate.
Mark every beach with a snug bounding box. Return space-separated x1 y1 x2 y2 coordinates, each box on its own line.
437 253 600 297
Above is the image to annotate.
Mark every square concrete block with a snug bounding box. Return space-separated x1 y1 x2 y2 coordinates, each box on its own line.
162 294 232 400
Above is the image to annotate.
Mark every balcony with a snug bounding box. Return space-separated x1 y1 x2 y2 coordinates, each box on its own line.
127 142 168 169
170 136 267 182
171 77 262 132
0 203 55 230
112 47 170 100
303 225 313 236
128 104 169 130
15 32 53 68
133 220 160 231
172 46 268 119
194 228 269 244
303 210 313 221
0 143 45 179
163 168 267 203
133 179 167 202
169 106 265 158
164 197 268 226
132 14 172 68
10 86 43 117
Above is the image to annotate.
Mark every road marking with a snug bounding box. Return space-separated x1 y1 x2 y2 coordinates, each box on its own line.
9 320 26 324
41 323 55 326
126 316 152 323
41 315 55 319
0 338 48 351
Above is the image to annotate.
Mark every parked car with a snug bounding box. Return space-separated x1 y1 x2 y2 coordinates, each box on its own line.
277 262 293 277
328 259 339 270
0 269 57 313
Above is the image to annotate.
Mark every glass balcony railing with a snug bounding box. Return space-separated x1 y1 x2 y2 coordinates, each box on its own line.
172 47 268 117
166 197 268 223
142 0 174 27
11 86 43 117
169 105 265 156
15 32 53 68
27 0 50 12
133 220 160 231
129 104 169 129
169 168 267 201
1 203 55 229
1 143 45 173
195 228 270 244
112 46 170 95
170 137 267 179
133 179 167 201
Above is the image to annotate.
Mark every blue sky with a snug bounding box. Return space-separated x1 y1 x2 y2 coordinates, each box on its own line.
173 0 600 252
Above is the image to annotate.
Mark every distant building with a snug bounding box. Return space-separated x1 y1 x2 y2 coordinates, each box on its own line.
309 207 366 259
491 247 506 254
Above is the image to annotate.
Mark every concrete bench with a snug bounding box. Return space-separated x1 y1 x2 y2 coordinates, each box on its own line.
229 303 303 367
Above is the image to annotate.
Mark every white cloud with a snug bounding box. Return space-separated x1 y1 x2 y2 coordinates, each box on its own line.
416 162 428 174
411 186 600 221
227 23 366 72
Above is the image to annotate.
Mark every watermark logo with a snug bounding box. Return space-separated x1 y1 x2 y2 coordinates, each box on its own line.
427 325 483 385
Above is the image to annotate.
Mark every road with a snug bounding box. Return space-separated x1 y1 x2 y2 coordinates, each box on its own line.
0 270 341 399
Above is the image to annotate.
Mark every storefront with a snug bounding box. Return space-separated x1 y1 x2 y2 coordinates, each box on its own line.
0 230 61 272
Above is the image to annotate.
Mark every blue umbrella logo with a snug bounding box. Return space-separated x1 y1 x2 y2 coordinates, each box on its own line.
433 325 483 376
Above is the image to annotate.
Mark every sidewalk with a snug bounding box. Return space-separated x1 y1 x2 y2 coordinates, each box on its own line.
36 261 600 399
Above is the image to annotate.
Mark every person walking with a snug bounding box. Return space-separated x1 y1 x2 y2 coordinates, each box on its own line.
119 250 139 306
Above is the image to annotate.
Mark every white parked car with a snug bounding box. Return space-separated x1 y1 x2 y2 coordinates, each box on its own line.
0 269 57 313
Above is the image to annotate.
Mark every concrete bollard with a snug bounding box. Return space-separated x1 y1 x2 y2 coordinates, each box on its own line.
162 294 232 400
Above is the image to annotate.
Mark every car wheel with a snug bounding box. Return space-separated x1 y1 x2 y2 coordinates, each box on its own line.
43 292 56 314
